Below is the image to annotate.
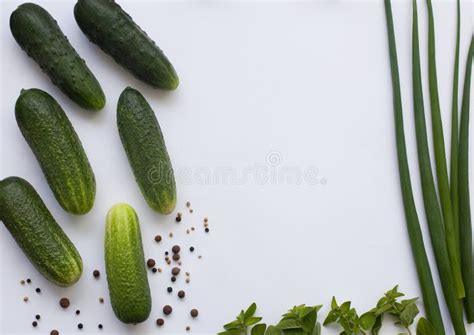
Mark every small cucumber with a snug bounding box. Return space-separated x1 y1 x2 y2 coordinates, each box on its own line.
0 177 83 287
15 89 96 215
10 3 105 110
117 87 176 214
74 0 179 90
105 204 151 324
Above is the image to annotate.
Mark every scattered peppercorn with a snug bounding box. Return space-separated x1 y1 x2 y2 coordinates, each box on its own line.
165 251 169 256
172 267 180 276
98 324 103 330
35 314 40 320
186 229 190 234
186 278 191 284
205 228 210 233
167 287 173 293
35 288 41 293
177 212 182 217
190 246 195 252
156 318 164 326
172 245 181 254
99 297 104 304
59 298 70 308
93 270 100 278
32 321 38 327
178 290 185 299
190 309 199 318
172 254 180 261
147 259 156 268
185 272 190 276
152 267 158 273
191 227 195 231
26 278 31 284
186 326 191 331
169 232 173 238
171 276 176 283
23 297 29 303
176 216 182 223
155 235 162 243
20 280 25 285
186 202 191 207
76 310 80 315
198 255 202 259
204 217 208 223
163 305 173 315
189 209 194 213
50 330 59 335
178 260 183 266
78 323 83 330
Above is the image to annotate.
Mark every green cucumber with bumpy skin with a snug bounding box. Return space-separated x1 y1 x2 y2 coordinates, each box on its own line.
74 0 178 90
15 89 96 215
105 204 151 324
117 87 176 214
10 3 105 110
0 177 83 287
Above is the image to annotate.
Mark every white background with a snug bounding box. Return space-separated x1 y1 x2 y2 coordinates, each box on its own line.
0 0 473 334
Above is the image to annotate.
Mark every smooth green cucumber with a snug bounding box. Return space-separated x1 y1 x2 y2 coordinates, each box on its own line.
0 177 83 287
15 89 96 215
74 0 179 90
105 204 151 324
10 3 105 110
117 87 176 214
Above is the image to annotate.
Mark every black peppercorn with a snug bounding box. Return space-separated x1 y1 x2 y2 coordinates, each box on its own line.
189 246 195 252
35 314 40 320
59 298 70 308
147 259 156 268
178 290 185 299
171 267 180 276
78 323 83 330
167 287 173 293
163 305 173 315
172 245 181 254
156 318 164 326
191 309 199 318
32 321 38 327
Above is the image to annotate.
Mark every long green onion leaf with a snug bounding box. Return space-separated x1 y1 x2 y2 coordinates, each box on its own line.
459 35 474 323
412 1 465 333
384 1 445 333
426 0 465 298
449 0 461 256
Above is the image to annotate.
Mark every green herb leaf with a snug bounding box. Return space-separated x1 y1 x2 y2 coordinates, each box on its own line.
265 325 283 335
416 317 436 335
251 323 267 335
360 312 376 330
245 303 257 319
245 317 263 327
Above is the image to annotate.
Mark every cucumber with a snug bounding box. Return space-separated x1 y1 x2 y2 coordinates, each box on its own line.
0 177 83 287
10 3 105 110
117 87 176 214
74 0 179 90
15 89 96 215
105 204 151 324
